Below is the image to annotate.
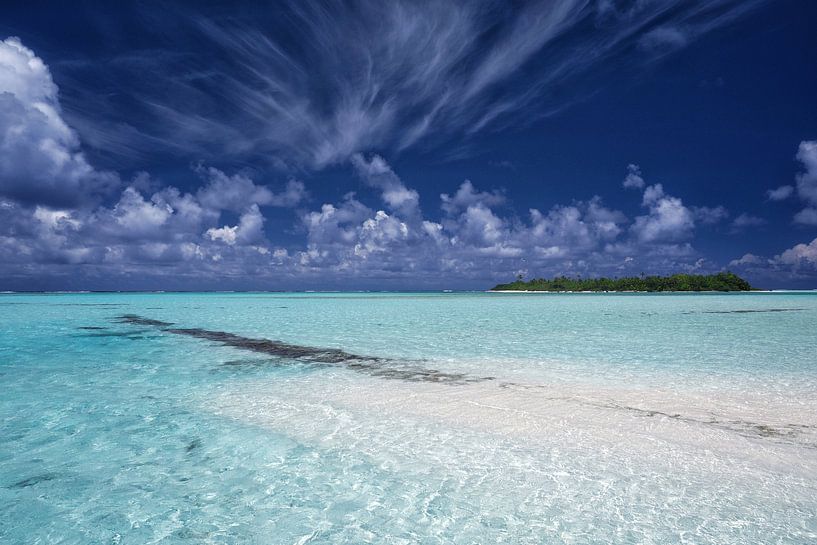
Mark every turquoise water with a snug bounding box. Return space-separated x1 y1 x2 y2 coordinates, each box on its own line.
1 292 816 544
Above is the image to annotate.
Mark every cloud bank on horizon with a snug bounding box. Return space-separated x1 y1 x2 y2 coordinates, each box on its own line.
0 0 816 290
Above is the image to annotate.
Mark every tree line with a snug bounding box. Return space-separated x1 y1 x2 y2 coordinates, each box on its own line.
492 272 753 292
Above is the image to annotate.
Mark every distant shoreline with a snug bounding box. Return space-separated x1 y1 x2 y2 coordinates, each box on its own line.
487 289 797 294
491 272 757 293
1 289 815 295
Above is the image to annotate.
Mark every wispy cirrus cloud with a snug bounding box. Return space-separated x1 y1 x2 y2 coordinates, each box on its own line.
57 0 764 169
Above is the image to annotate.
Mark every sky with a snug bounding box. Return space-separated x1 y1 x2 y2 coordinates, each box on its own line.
1 0 816 290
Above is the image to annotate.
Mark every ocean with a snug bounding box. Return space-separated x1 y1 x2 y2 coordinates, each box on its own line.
1 291 816 544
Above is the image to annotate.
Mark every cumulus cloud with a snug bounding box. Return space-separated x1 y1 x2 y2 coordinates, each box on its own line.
632 184 695 243
295 156 640 279
3 139 750 288
730 213 766 231
354 211 409 258
585 197 628 240
526 199 626 252
728 237 817 288
441 181 505 215
755 141 817 227
692 205 729 225
622 164 645 189
0 157 299 284
452 203 507 248
729 253 762 267
108 187 172 237
774 237 817 267
351 154 420 217
196 166 306 212
795 141 817 204
793 140 817 224
793 208 817 226
33 206 80 231
206 204 266 246
302 197 373 248
205 225 237 245
766 185 793 201
0 37 117 207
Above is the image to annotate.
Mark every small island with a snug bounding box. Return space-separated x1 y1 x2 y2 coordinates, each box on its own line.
491 272 753 292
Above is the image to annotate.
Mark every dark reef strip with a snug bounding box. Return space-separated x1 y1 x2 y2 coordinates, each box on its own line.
77 329 152 338
165 327 360 364
8 473 61 489
117 314 175 327
55 303 128 307
116 315 488 384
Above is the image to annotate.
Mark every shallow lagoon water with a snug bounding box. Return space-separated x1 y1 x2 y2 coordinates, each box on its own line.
1 292 816 544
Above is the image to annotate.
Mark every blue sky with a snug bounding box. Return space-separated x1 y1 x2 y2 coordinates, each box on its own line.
1 0 816 290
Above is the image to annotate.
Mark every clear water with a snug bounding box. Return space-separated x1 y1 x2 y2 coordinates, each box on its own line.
1 292 816 544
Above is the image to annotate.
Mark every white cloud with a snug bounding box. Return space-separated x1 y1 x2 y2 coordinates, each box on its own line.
294 153 640 280
641 183 665 206
585 197 627 239
766 185 793 201
33 207 81 230
622 164 645 189
795 140 817 204
527 203 614 250
302 197 372 247
109 187 172 237
354 210 409 258
205 225 237 245
206 204 266 246
731 213 766 230
639 26 688 52
351 154 420 216
196 166 306 212
791 141 817 224
272 179 308 207
729 253 763 267
441 180 505 214
774 237 817 267
233 204 266 245
692 205 729 225
632 184 694 243
153 186 215 235
635 2 760 57
793 207 817 226
728 237 817 284
454 204 507 247
0 37 118 207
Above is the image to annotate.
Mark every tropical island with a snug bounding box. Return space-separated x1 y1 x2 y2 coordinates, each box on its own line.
491 272 753 292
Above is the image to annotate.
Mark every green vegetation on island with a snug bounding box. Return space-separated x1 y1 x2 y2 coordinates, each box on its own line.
492 272 753 292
